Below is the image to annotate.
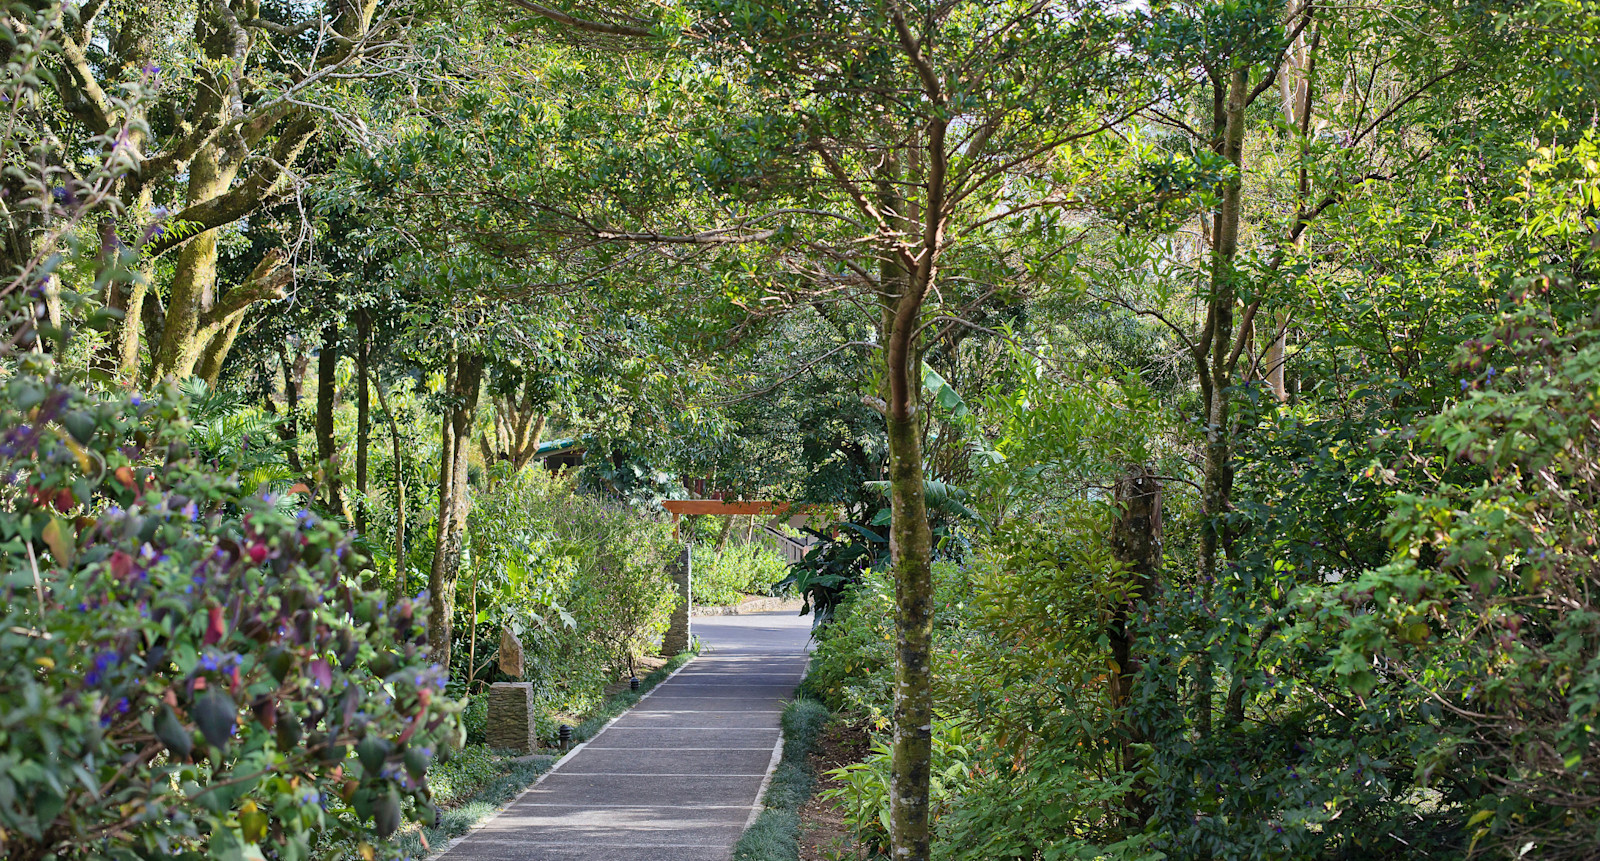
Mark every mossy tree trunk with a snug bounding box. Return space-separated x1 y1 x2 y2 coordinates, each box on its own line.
315 321 348 518
427 351 484 676
355 309 372 532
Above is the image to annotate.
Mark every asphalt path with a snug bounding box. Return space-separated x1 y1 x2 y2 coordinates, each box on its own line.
439 610 813 861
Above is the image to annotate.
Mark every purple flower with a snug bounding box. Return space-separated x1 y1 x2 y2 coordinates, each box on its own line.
86 652 117 686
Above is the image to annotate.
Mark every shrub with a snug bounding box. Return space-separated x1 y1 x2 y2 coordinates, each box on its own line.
801 564 972 721
820 721 973 858
0 366 460 861
425 744 504 807
457 470 678 710
1328 294 1600 859
800 574 895 717
691 540 791 606
461 692 489 745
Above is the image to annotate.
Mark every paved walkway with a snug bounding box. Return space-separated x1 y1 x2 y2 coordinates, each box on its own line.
441 611 813 861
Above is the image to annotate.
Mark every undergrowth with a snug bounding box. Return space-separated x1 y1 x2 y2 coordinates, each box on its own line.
733 697 832 861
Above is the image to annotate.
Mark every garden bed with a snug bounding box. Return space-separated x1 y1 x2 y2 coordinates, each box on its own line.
692 595 805 616
797 720 872 860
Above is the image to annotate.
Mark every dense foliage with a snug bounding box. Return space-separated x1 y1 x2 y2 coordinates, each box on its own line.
6 0 1600 858
0 363 459 861
690 539 789 606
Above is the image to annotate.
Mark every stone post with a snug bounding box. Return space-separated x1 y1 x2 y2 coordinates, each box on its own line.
660 545 692 655
487 682 537 754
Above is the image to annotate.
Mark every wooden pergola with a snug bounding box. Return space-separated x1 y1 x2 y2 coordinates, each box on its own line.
660 499 834 541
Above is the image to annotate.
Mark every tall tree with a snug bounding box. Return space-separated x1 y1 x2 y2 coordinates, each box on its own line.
10 0 418 382
500 2 1136 855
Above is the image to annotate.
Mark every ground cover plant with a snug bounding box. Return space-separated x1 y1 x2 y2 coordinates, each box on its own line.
733 698 831 861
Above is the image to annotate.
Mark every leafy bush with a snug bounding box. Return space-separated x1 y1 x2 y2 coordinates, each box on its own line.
800 574 896 717
820 721 972 858
425 744 504 807
690 540 790 605
0 365 460 861
802 564 973 722
461 692 489 745
1328 293 1600 859
457 470 678 710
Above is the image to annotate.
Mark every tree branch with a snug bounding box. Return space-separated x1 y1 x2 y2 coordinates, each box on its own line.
502 0 658 38
199 249 291 329
145 115 317 256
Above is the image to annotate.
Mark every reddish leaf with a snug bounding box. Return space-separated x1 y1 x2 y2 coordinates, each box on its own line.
204 605 225 646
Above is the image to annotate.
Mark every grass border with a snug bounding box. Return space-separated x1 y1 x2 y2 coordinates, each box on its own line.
732 696 832 861
405 644 700 859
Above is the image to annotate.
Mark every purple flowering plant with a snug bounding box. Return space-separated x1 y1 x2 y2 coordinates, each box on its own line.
0 361 462 861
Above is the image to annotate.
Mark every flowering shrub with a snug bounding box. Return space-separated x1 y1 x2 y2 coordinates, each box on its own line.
0 360 461 861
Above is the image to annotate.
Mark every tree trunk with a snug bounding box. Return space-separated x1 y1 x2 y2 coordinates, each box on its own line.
714 515 735 552
1266 6 1316 404
427 352 484 678
885 373 933 861
511 413 546 472
1193 65 1249 739
116 267 151 377
196 313 244 387
277 343 306 474
315 321 349 518
373 375 407 598
356 309 371 532
882 250 935 861
1108 465 1162 823
147 142 238 383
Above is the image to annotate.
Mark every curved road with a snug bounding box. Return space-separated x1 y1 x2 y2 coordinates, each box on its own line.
440 611 813 861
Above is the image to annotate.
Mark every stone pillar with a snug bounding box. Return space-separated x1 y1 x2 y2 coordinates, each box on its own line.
660 545 692 655
487 682 537 754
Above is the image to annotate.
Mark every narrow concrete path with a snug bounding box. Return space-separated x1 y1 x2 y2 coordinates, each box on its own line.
440 610 813 861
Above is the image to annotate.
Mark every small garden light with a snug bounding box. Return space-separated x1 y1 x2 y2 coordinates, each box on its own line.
557 724 572 750
629 676 640 692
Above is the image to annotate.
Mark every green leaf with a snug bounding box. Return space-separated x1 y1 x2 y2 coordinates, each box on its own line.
193 688 237 751
155 704 194 760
